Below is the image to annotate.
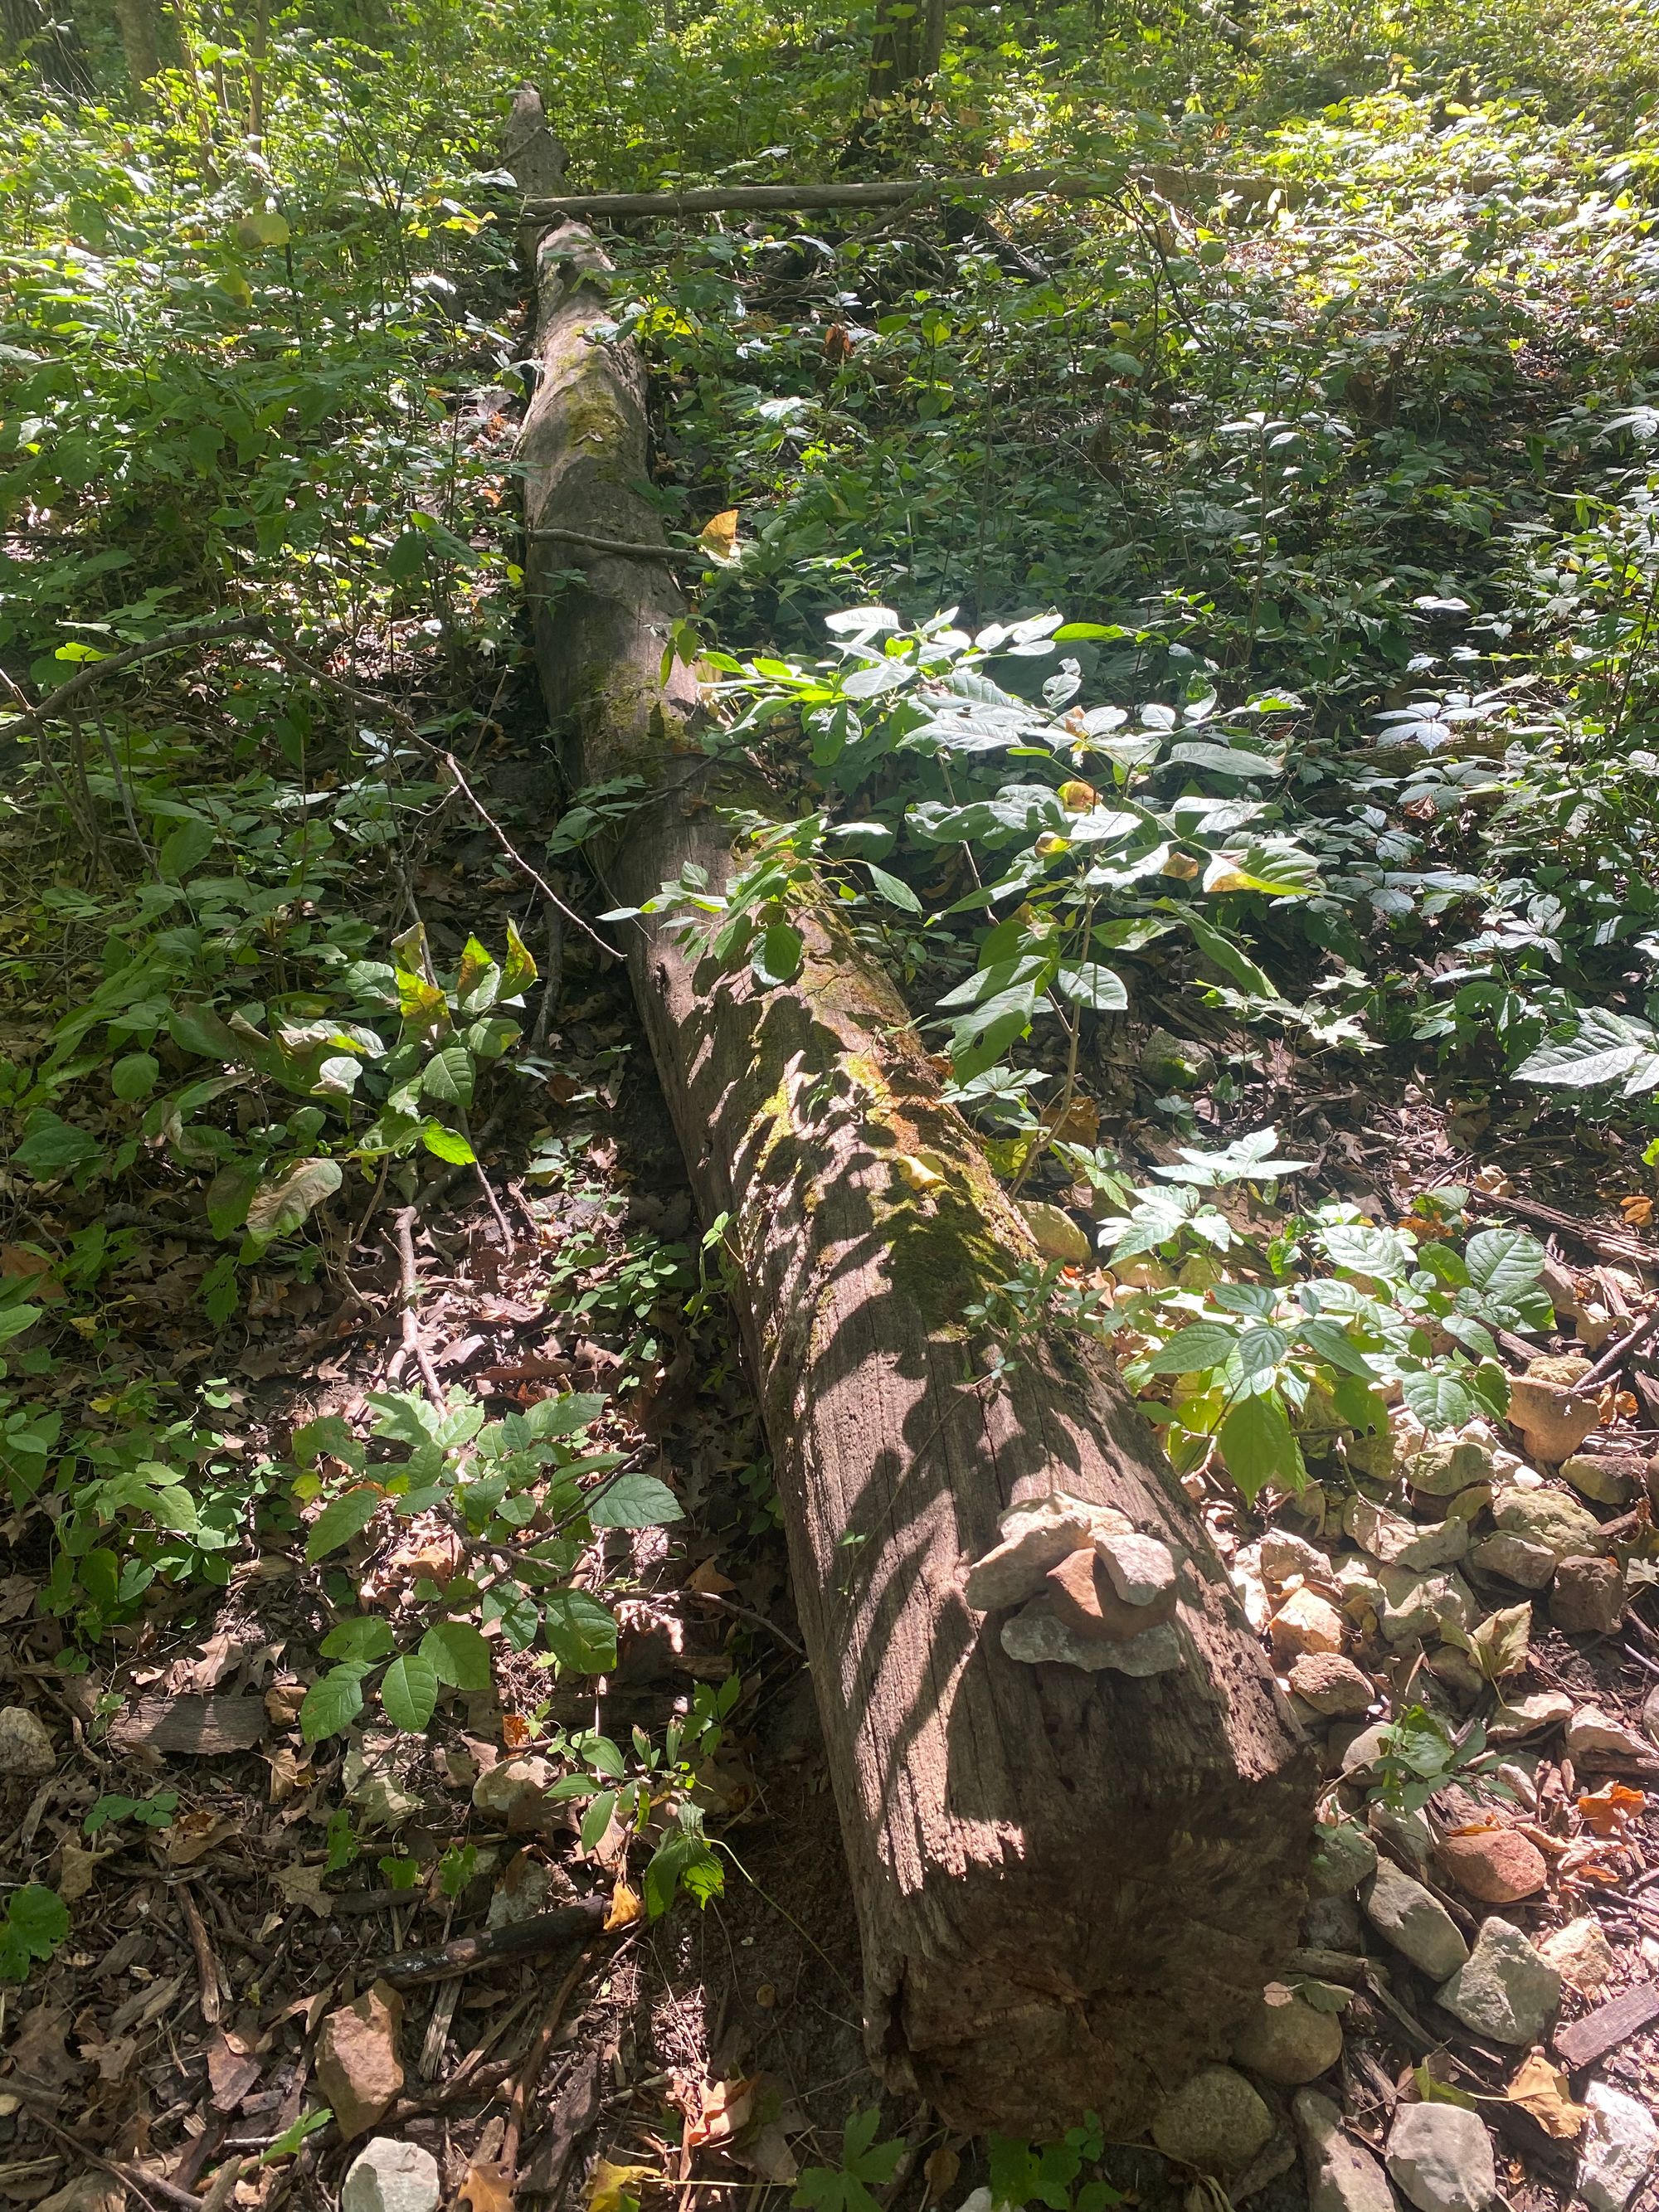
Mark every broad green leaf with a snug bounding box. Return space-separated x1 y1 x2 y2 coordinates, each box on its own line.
158 817 216 880
291 1413 365 1469
299 1664 368 1743
111 1052 159 1101
542 1590 618 1674
1054 960 1127 1011
421 1121 475 1164
382 1653 439 1732
586 1472 683 1529
579 1788 619 1851
320 1616 395 1662
1513 1007 1659 1091
305 1485 382 1562
501 920 539 996
1180 909 1277 997
246 1157 342 1242
205 1163 260 1239
12 1112 100 1179
421 1043 475 1109
1399 1368 1477 1429
1463 1227 1546 1302
455 936 502 1015
863 863 922 914
1139 1320 1239 1374
1295 1315 1377 1378
421 1619 492 1690
524 1393 606 1440
5 1884 68 1963
1218 1390 1303 1500
1319 1222 1415 1281
752 921 804 989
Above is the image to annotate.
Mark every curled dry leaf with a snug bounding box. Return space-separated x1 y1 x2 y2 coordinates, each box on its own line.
605 1881 644 1930
922 2147 961 2207
460 2159 515 2212
1505 2051 1588 2139
1577 1782 1646 1837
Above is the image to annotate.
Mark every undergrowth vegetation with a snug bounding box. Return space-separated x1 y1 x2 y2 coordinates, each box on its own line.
1 0 1658 2181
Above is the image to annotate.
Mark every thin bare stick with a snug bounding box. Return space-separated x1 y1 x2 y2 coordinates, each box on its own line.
0 614 265 740
371 1896 609 1988
392 1205 446 1406
1584 1305 1659 1388
501 1947 593 2176
456 1104 515 1249
530 525 703 564
430 741 617 959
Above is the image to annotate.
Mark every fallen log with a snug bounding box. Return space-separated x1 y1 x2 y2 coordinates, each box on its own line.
515 162 1294 224
509 95 1316 2137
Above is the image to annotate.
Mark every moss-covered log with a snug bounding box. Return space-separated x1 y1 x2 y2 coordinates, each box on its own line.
510 95 1316 2138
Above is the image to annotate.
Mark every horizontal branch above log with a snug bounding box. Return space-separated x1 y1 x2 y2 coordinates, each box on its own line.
518 163 1291 222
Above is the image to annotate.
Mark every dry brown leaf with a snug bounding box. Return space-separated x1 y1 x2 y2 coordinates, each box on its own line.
264 1680 307 1727
273 1860 333 1918
264 1746 312 1803
501 1712 532 1749
1618 1195 1653 1227
687 1558 736 1597
165 1808 237 1864
683 2077 757 2151
1577 1782 1646 1837
56 1841 109 1903
460 2160 515 2212
922 2147 961 2206
697 510 739 565
1506 2050 1588 2138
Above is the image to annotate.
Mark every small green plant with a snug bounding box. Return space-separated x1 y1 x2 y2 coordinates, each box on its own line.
792 2109 907 2212
988 2117 1121 2212
85 1787 178 1835
1369 1704 1514 1815
0 1884 69 1983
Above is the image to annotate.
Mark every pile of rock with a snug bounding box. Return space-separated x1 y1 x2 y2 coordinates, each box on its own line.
962 1490 1184 1676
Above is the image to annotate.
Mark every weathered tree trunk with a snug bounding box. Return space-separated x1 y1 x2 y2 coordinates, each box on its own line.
510 98 1316 2137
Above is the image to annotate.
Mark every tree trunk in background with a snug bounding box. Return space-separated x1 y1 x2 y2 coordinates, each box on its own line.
508 95 1316 2137
866 0 946 111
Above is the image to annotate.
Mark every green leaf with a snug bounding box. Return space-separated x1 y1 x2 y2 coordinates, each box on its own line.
421 1043 475 1109
455 936 503 1015
1319 1222 1415 1281
291 1413 364 1470
158 817 216 880
1295 1315 1377 1378
304 1485 382 1562
246 1157 342 1242
320 1616 395 1662
12 1111 101 1179
501 920 539 997
420 1619 492 1691
111 1052 159 1101
579 1788 619 1851
1140 1320 1239 1373
752 921 804 989
4 1884 68 1966
1462 1228 1546 1302
524 1392 606 1440
1218 1390 1303 1501
206 1163 260 1239
586 1472 683 1529
542 1590 618 1674
1399 1368 1477 1429
299 1665 367 1743
260 2111 334 2167
864 863 922 914
420 1121 475 1164
1513 1007 1659 1091
1180 908 1277 996
1054 960 1127 1011
382 1652 439 1732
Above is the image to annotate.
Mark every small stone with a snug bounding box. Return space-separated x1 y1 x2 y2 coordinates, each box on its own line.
1506 1367 1602 1466
1290 1653 1374 1718
471 1755 554 1823
1578 2083 1658 2212
1345 1495 1468 1569
1232 1984 1344 2083
1433 1828 1547 1905
1295 2089 1397 2212
1491 1486 1601 1563
1470 1534 1556 1590
1386 2103 1496 2212
1345 1429 1394 1481
1376 1565 1473 1646
1303 1893 1363 1950
1094 1527 1177 1607
1539 1257 1581 1315
1489 1689 1574 1742
1047 1547 1176 1640
1422 1645 1486 1705
963 1493 1122 1610
0 1704 56 1778
1527 1353 1594 1385
1558 1455 1637 1506
351 1769 422 1831
1362 1858 1470 1980
1404 1439 1495 1497
1260 1529 1331 1585
1535 1916 1614 1996
1564 1704 1652 1764
1310 1822 1378 1897
1550 1555 1625 1636
316 1981 405 2142
1000 1597 1182 1675
1435 1915 1560 2045
1141 1027 1216 1091
341 2138 442 2212
1151 2066 1274 2176
1270 1587 1345 1663
485 1851 553 1928
1646 1681 1659 1747
1020 1200 1092 1267
1370 1803 1435 1873
1340 1721 1393 1781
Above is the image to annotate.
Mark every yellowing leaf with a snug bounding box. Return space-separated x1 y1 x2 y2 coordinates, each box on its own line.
1506 2051 1588 2139
893 1153 945 1194
460 2160 515 2212
605 1880 645 1930
1578 1782 1645 1836
1618 1194 1653 1227
698 509 739 564
586 2160 656 2212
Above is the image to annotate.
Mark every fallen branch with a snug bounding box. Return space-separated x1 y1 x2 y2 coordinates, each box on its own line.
0 614 264 741
529 524 704 564
499 1947 593 2183
389 1205 446 1405
1583 1305 1659 1388
518 162 1291 222
368 1894 609 1987
1467 1188 1654 1269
